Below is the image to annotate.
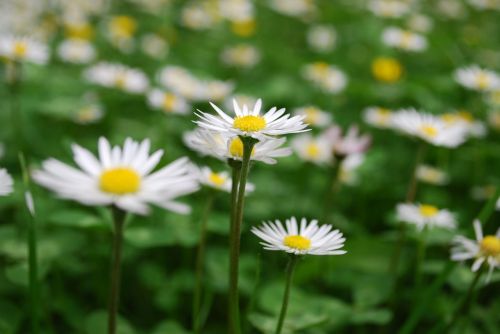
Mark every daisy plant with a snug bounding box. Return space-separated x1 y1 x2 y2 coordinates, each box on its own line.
33 137 199 334
195 99 307 334
252 217 346 334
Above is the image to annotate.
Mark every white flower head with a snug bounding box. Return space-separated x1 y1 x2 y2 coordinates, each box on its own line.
291 133 333 165
73 104 104 125
269 0 316 17
396 203 456 231
195 99 309 140
441 111 487 138
302 62 348 93
363 106 393 128
451 219 500 282
0 35 49 64
196 166 255 193
0 169 14 196
294 106 332 128
84 62 149 94
416 164 449 185
321 125 371 157
141 33 168 59
57 39 96 64
368 0 411 18
33 137 199 215
251 217 347 256
147 88 190 115
307 25 337 53
454 66 500 92
221 44 260 68
339 154 365 185
382 27 427 52
407 14 433 33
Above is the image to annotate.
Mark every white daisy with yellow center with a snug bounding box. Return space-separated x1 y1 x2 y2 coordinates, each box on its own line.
33 137 199 215
368 0 411 18
416 164 449 185
84 62 149 94
147 88 189 115
451 219 500 282
307 25 337 53
302 62 348 93
73 104 104 125
454 66 500 92
57 39 96 64
0 169 14 196
293 106 332 128
396 203 456 231
382 27 427 52
251 217 347 255
195 99 308 140
197 166 255 193
221 44 261 68
0 35 48 64
291 134 333 165
363 106 393 128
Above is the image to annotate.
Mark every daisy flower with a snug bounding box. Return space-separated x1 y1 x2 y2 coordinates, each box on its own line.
307 25 337 53
195 99 309 140
0 169 14 196
183 129 292 164
321 125 371 157
291 134 333 165
391 109 469 148
221 44 261 68
293 106 332 128
339 154 365 186
441 111 487 138
382 27 427 52
0 35 49 64
454 66 500 92
141 33 169 59
73 104 105 125
396 203 456 231
33 137 199 215
371 57 403 83
84 62 149 94
196 166 255 193
269 0 316 17
302 62 348 93
368 0 411 18
363 106 393 128
416 164 449 185
451 219 500 281
57 39 96 64
147 89 190 115
251 217 347 255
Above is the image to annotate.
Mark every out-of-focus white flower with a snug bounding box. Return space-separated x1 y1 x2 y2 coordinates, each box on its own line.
128 0 172 13
141 33 168 59
467 0 500 10
397 203 456 231
57 39 96 64
416 164 449 185
307 25 337 53
293 106 332 128
339 154 365 185
291 134 333 165
181 3 216 30
303 62 348 94
107 15 137 52
84 62 149 94
407 14 433 33
321 125 371 157
455 66 500 92
63 20 94 40
0 0 46 36
382 27 427 52
219 0 254 22
73 104 104 124
436 0 466 19
363 106 393 128
391 109 469 148
368 0 411 18
451 219 500 282
488 111 500 131
224 95 259 112
0 168 14 196
0 35 48 64
269 0 316 18
441 111 487 138
147 88 190 115
196 166 254 193
221 44 260 68
204 80 235 102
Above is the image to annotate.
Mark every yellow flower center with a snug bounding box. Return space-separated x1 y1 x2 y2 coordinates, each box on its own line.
419 204 439 217
208 172 226 187
401 31 413 48
284 235 311 251
375 108 392 124
231 19 256 37
372 57 403 83
233 115 266 132
111 16 137 39
13 42 27 57
162 94 177 112
312 62 330 76
480 236 500 257
476 73 490 90
115 73 127 88
65 23 94 40
420 125 438 138
304 107 320 124
306 143 320 158
229 137 255 158
100 168 141 195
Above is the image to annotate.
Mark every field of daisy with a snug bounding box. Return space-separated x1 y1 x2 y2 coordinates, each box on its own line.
1 0 500 333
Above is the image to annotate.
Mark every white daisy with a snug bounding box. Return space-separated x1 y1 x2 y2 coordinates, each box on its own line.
0 35 48 64
291 134 333 165
269 0 316 17
454 66 500 92
157 66 204 100
416 164 449 185
84 62 149 94
57 39 96 64
307 25 337 53
339 154 365 185
302 62 348 94
406 14 433 33
321 125 372 157
0 169 14 196
203 80 234 102
363 106 393 128
251 217 347 256
33 137 199 215
391 109 469 148
293 106 332 128
368 0 411 18
147 88 190 115
382 27 427 52
183 129 292 165
107 16 137 53
196 166 255 193
73 104 105 125
441 111 487 138
221 44 260 68
451 219 500 282
140 33 169 59
396 203 456 231
195 99 309 140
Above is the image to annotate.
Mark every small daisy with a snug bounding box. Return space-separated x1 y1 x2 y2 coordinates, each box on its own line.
0 35 49 64
321 125 371 157
203 80 235 102
221 44 261 68
363 106 393 128
396 203 456 231
339 154 365 185
195 99 309 140
33 137 199 215
451 219 500 281
147 89 190 115
391 109 469 148
181 4 216 30
371 57 403 83
251 217 347 255
302 62 348 93
293 106 332 128
406 14 433 33
84 62 149 94
441 111 487 138
291 134 333 165
416 164 449 185
108 15 137 52
269 0 316 17
368 0 411 18
73 104 104 124
0 169 14 196
141 33 169 59
307 25 337 53
57 39 96 64
196 166 255 193
382 27 427 52
157 66 204 100
454 66 500 92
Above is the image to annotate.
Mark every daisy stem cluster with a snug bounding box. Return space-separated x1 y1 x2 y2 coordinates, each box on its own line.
275 255 299 334
193 190 215 334
108 207 127 334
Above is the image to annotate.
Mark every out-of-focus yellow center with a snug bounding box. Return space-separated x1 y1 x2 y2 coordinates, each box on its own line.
304 107 320 124
372 57 402 83
115 73 127 88
419 204 439 217
306 143 320 158
420 125 438 138
162 94 177 111
375 108 392 124
111 16 137 38
65 23 94 40
100 168 141 195
13 42 27 57
231 19 256 37
229 137 255 158
284 235 311 251
401 31 413 49
233 115 266 132
312 62 330 76
475 73 490 90
480 236 500 257
208 172 226 186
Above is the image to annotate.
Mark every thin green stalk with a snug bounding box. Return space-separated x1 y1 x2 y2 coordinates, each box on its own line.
108 207 127 334
321 159 342 224
275 256 299 334
8 62 24 152
228 136 258 334
193 191 215 334
414 227 428 290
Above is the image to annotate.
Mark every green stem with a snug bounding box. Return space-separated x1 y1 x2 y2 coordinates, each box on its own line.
322 158 342 224
275 256 298 334
193 191 215 334
228 137 258 334
8 61 24 152
108 207 127 334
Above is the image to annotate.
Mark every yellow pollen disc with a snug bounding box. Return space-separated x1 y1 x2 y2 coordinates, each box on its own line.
13 42 27 57
162 94 177 111
208 172 226 187
233 115 266 132
231 19 256 37
458 111 473 122
312 62 330 76
375 108 391 124
419 204 439 218
476 73 490 89
284 235 311 251
306 143 320 158
65 23 93 40
115 73 127 88
401 32 413 48
100 168 141 195
420 125 438 138
480 236 500 257
304 107 319 123
371 57 402 83
111 16 137 39
229 137 255 158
